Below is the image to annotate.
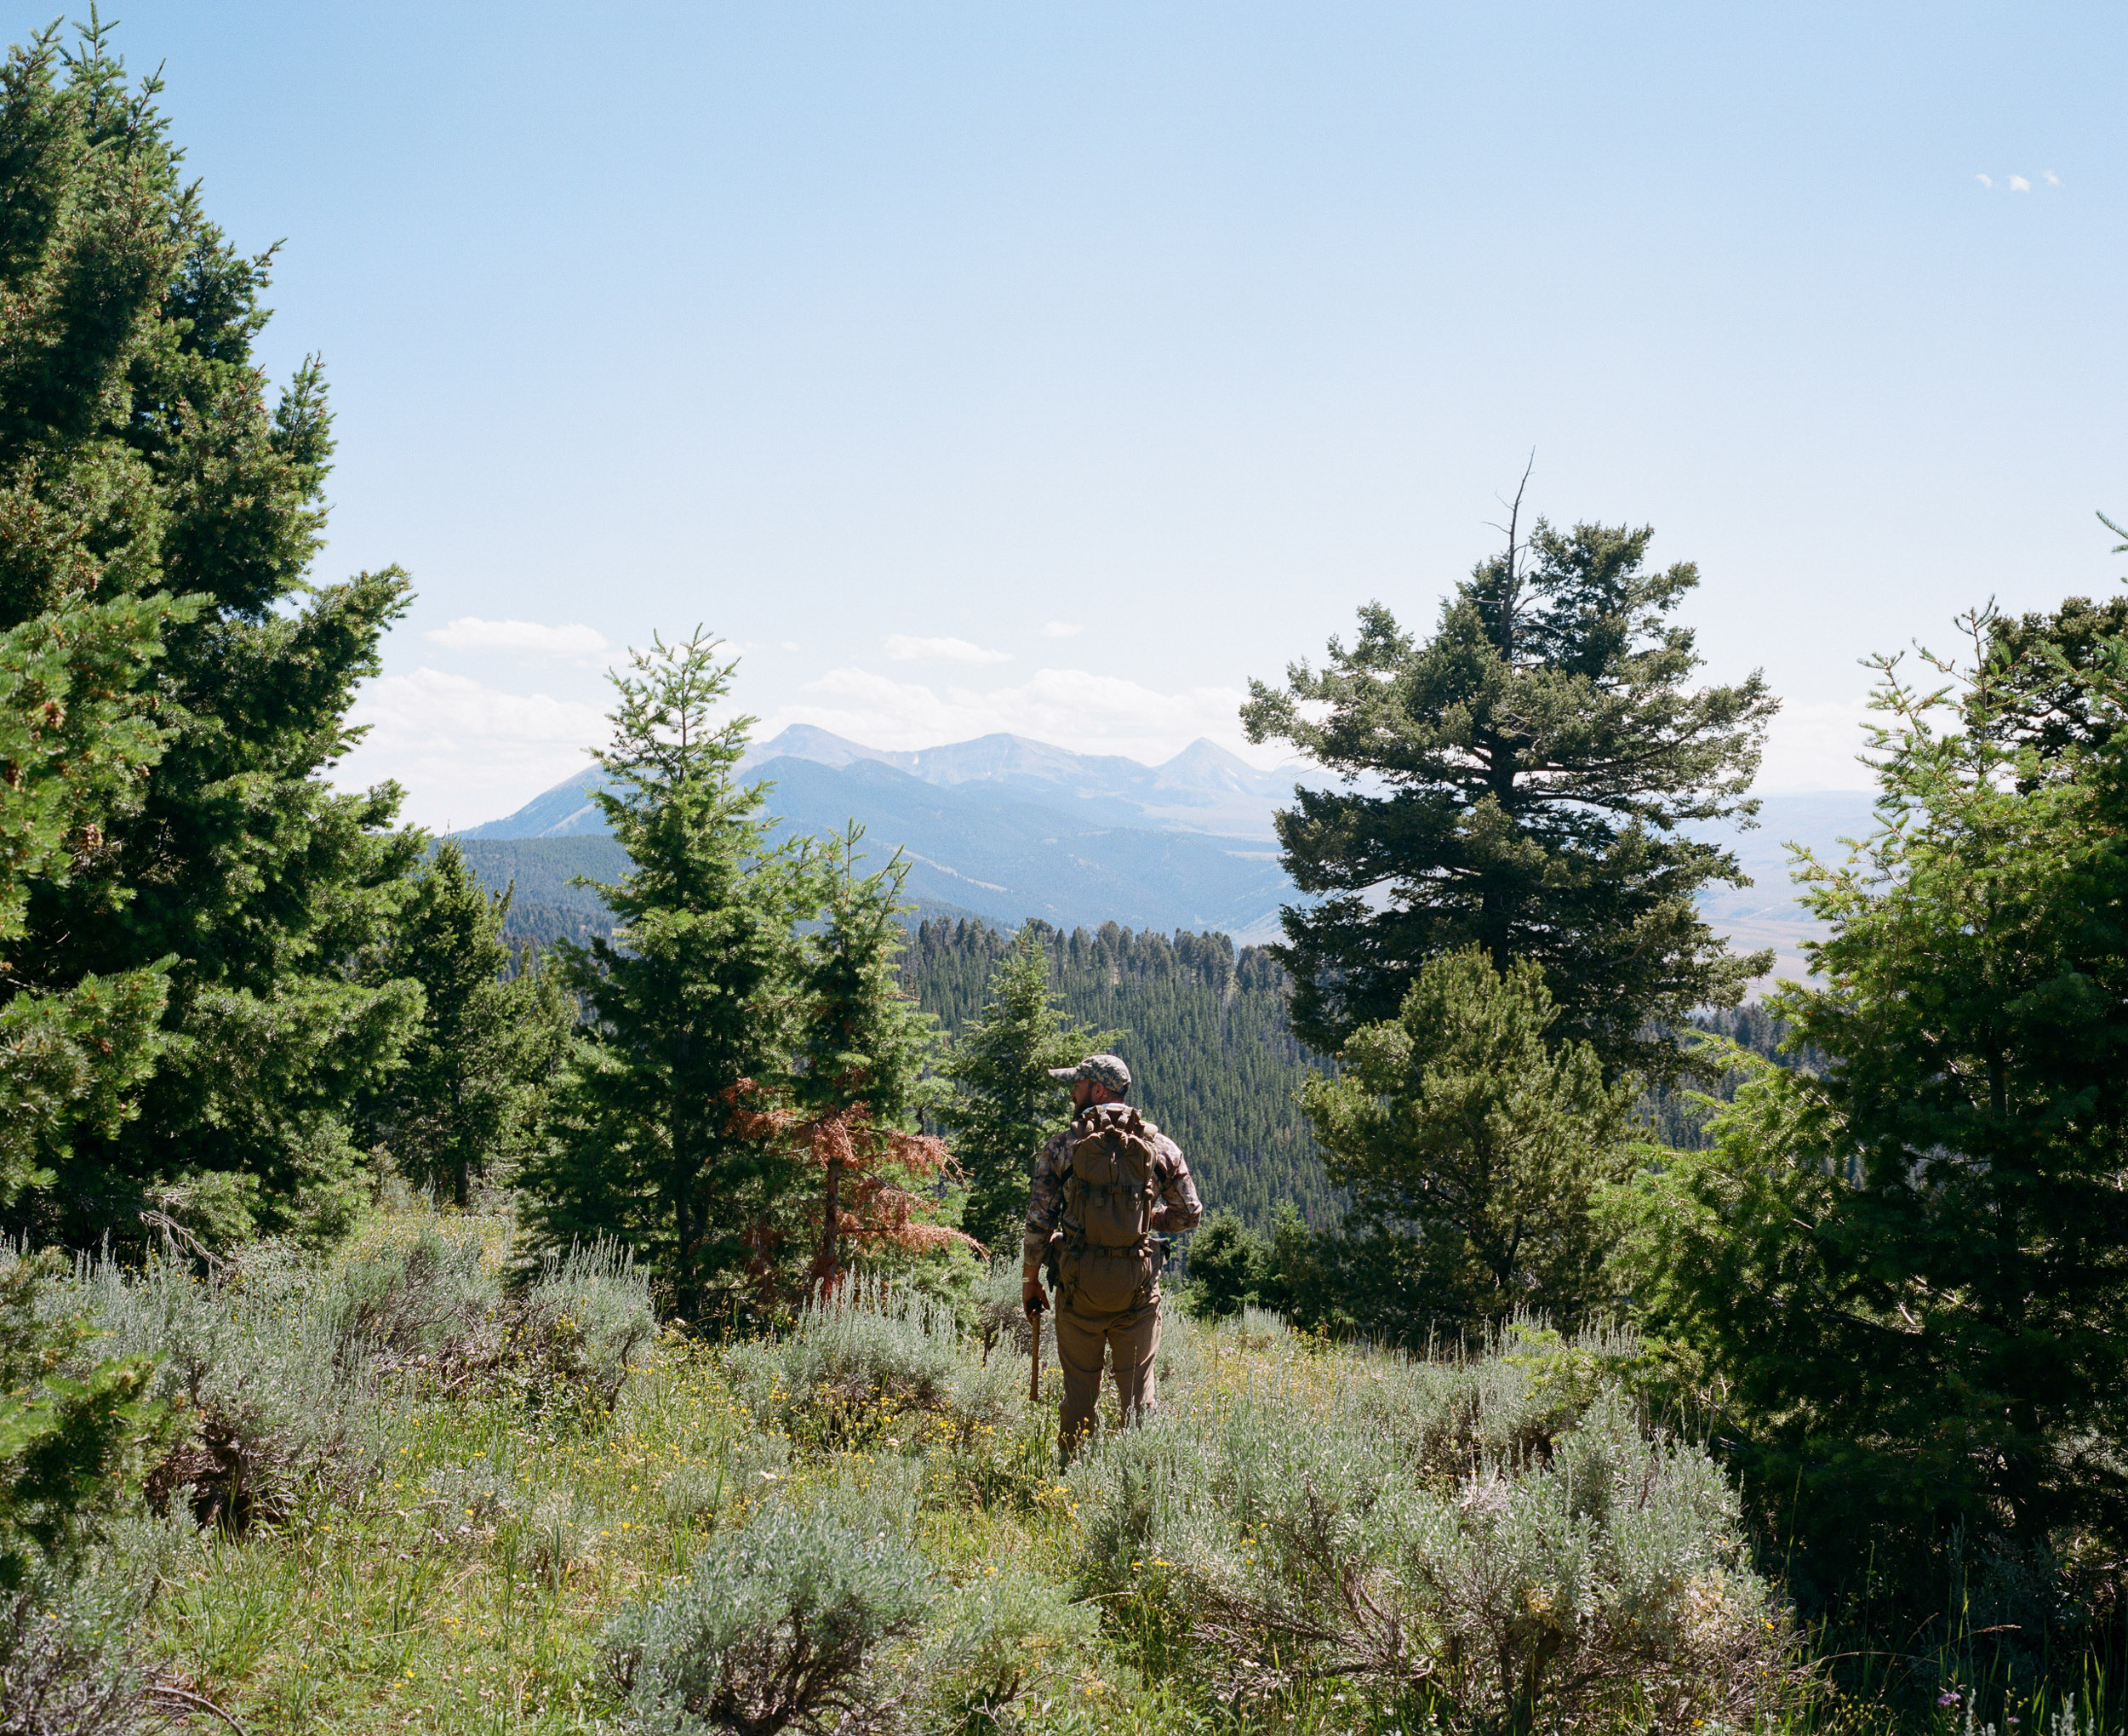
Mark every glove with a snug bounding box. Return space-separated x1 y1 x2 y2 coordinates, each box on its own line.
1022 1277 1048 1316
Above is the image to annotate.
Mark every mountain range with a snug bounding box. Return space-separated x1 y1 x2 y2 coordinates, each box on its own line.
456 726 1876 971
459 728 1320 940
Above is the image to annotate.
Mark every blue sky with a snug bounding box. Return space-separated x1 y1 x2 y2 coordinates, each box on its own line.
54 2 2128 827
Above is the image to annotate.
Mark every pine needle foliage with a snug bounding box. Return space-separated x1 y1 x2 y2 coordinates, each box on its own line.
1301 945 1638 1335
527 630 820 1323
1614 596 2128 1663
1 18 422 1248
1242 506 1776 1082
360 841 573 1207
790 828 961 1287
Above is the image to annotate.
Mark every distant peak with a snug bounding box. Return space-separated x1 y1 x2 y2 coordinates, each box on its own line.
1160 738 1251 771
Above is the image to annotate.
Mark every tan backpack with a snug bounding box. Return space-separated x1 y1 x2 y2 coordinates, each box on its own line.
1058 1103 1162 1313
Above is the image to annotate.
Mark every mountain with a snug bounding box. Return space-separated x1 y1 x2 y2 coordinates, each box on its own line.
458 730 1882 983
457 774 609 840
460 728 1330 844
750 754 1291 938
457 730 1312 941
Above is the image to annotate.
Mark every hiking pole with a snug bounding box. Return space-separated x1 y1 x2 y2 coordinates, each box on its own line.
1026 1292 1046 1402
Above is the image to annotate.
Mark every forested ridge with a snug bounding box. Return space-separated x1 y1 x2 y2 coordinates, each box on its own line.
903 917 1336 1228
443 854 1342 1230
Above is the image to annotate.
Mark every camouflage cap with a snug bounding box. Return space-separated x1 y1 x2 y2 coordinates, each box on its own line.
1047 1054 1132 1094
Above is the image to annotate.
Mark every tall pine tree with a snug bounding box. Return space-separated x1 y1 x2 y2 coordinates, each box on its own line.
525 631 818 1322
1242 503 1775 1082
1616 599 2128 1636
0 22 420 1247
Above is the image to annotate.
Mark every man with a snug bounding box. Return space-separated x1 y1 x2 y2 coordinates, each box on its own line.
1021 1054 1202 1459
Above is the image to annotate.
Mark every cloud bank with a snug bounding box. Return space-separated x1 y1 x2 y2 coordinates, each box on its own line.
426 617 609 657
883 634 1012 665
338 668 609 830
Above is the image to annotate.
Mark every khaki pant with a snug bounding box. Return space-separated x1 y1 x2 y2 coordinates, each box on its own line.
1055 1295 1160 1458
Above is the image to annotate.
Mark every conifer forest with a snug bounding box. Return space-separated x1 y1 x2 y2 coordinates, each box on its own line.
5 22 2128 1736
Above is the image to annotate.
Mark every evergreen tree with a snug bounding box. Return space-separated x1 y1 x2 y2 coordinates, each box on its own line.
364 842 573 1208
933 925 1116 1253
1241 505 1776 1082
524 631 818 1322
1301 946 1635 1335
1182 1209 1273 1316
0 583 192 1203
790 827 957 1288
0 23 420 1248
0 1250 171 1594
1613 598 2128 1638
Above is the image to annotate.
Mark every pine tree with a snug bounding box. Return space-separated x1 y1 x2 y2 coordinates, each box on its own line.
790 827 961 1288
0 22 420 1248
1242 500 1776 1082
363 842 573 1208
524 631 819 1322
933 925 1117 1253
1612 593 2128 1636
0 588 194 1203
1301 946 1635 1334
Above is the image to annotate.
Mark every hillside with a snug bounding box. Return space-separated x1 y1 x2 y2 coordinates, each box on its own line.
905 918 1336 1230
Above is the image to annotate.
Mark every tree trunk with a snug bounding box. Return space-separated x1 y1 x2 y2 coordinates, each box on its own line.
819 1154 842 1293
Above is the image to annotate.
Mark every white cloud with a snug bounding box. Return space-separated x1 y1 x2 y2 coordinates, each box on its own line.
1976 173 1993 187
765 665 1279 766
883 634 1013 665
1041 620 1084 638
2010 174 2031 192
426 617 609 657
334 668 609 830
1755 699 1879 792
2044 169 2061 186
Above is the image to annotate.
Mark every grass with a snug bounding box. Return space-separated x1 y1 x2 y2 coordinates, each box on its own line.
72 1203 2121 1735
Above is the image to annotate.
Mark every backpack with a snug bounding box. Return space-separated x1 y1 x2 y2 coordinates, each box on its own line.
1058 1103 1163 1314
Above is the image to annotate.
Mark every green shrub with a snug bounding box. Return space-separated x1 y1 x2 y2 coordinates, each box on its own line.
512 1238 657 1409
0 1573 150 1736
1068 1324 1791 1731
0 1249 169 1587
0 1249 172 1735
80 1246 386 1529
604 1500 933 1735
74 1219 657 1531
720 1280 970 1429
331 1225 654 1409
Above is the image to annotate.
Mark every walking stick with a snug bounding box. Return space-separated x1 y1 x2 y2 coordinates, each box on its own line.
1027 1292 1046 1402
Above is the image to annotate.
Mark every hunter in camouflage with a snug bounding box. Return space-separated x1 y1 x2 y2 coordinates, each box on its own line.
1021 1054 1202 1459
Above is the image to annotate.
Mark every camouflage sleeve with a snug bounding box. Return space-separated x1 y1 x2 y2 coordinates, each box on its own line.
1021 1128 1072 1281
1152 1132 1202 1232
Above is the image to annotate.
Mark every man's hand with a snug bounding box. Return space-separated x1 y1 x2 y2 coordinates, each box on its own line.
1022 1277 1048 1316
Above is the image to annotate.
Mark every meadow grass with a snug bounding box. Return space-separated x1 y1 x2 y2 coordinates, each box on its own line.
63 1205 2122 1735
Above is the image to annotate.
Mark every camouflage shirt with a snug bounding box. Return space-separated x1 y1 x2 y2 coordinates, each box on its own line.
1021 1107 1203 1279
